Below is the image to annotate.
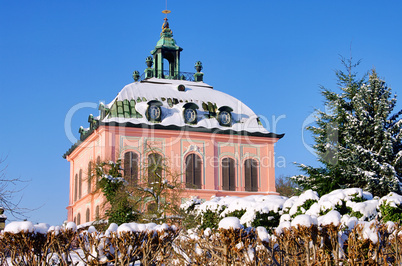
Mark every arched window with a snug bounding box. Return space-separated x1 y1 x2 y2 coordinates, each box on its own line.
222 158 235 191
148 153 162 184
86 208 90 223
95 205 100 220
78 169 82 199
185 154 202 189
74 217 76 224
77 213 81 225
87 162 92 194
74 174 78 202
244 159 258 192
163 58 170 73
124 152 139 186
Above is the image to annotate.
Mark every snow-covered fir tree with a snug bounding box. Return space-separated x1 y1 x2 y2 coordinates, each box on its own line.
294 60 402 197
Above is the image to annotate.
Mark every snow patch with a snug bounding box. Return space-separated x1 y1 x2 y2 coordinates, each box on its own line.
218 217 242 230
4 221 34 234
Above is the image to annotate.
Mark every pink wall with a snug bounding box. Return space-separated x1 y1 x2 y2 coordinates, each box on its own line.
66 125 280 224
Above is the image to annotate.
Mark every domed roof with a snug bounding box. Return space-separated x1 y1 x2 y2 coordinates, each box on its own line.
101 78 282 137
63 15 284 159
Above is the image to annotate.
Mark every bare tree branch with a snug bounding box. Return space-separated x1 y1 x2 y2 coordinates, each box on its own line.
0 156 34 219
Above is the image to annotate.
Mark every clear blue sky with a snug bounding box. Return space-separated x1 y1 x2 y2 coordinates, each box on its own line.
1 1 401 225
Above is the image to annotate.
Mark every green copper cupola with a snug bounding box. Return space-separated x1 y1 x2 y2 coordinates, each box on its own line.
151 17 183 79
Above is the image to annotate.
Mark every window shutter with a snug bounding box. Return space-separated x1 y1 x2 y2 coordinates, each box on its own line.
74 174 78 201
185 155 194 188
87 162 92 194
194 155 202 189
222 158 229 190
132 153 138 186
79 169 82 199
124 152 131 180
229 159 235 191
96 156 100 187
251 160 258 192
86 208 90 222
245 159 252 191
124 152 139 186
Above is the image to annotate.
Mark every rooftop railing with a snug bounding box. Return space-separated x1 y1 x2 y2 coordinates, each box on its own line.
138 70 196 82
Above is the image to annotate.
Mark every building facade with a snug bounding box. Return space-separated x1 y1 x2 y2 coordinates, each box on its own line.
63 17 284 225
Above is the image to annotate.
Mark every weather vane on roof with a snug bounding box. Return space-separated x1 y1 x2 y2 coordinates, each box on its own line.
162 0 171 17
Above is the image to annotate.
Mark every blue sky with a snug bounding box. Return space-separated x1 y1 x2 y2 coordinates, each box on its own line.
1 1 401 225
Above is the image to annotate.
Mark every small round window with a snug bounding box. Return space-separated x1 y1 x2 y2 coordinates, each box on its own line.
146 100 163 123
183 103 199 125
148 105 161 121
218 110 232 126
184 108 197 124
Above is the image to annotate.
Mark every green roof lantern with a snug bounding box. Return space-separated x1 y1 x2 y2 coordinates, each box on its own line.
151 11 183 80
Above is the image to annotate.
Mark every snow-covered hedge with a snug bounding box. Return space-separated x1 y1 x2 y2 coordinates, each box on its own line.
174 217 402 265
2 200 402 265
1 188 402 265
182 188 402 230
1 221 177 265
176 189 402 264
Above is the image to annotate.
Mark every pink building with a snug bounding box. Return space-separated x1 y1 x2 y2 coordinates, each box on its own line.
63 18 283 225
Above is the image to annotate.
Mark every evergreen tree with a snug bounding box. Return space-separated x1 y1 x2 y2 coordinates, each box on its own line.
293 60 402 197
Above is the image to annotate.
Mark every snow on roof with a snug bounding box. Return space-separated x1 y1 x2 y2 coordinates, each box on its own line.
102 78 273 135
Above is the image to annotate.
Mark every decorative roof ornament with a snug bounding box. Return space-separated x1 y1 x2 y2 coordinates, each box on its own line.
132 70 140 81
162 18 170 31
153 9 180 49
144 56 154 79
145 56 153 68
195 61 203 73
161 0 172 30
194 61 204 82
161 9 173 37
